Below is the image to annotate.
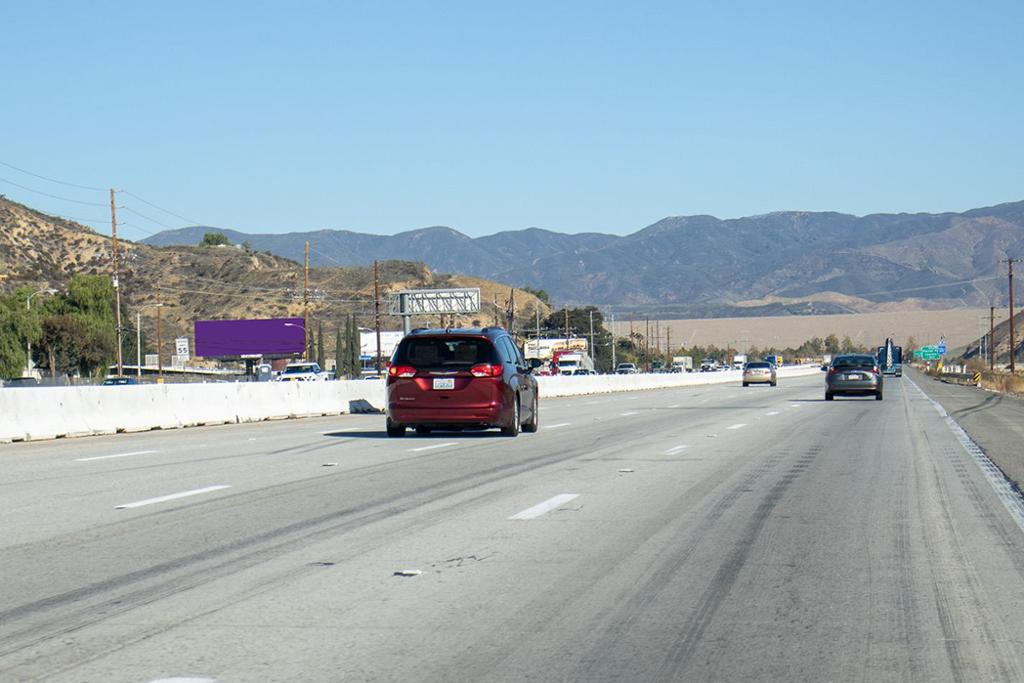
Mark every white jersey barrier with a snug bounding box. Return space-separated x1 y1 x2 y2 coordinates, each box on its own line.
0 365 820 443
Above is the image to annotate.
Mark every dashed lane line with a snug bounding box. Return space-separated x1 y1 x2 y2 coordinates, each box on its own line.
76 450 158 463
409 442 459 453
509 494 580 520
727 423 747 430
115 485 231 510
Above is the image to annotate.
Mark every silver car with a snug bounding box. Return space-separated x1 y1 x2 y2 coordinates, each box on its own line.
825 354 882 400
742 361 777 387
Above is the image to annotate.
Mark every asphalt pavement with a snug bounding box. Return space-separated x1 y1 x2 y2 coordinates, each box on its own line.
4 373 1024 681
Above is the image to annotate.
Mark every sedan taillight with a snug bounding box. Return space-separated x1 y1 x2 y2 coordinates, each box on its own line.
469 363 503 378
388 365 417 378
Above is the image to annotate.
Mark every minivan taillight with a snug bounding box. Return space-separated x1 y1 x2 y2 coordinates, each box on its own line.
388 365 417 378
469 363 503 378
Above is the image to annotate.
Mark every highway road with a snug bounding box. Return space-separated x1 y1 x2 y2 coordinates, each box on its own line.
4 373 1024 681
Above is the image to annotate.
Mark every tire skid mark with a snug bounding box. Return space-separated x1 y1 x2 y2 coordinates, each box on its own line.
656 444 819 680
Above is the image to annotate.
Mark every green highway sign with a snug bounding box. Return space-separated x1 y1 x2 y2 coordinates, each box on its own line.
919 346 940 360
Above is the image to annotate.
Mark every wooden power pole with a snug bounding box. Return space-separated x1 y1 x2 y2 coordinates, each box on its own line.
990 305 996 372
110 188 123 376
156 285 164 381
304 240 310 360
373 260 382 373
1009 258 1018 373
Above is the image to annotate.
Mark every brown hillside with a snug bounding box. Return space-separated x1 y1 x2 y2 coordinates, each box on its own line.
0 197 549 350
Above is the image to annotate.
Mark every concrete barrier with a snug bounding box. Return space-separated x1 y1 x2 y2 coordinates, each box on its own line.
0 365 821 444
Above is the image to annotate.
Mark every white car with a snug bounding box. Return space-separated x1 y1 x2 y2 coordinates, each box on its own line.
276 361 330 381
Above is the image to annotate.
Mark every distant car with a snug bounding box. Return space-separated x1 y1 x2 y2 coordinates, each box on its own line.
742 361 777 387
276 361 329 381
615 363 638 374
385 327 540 437
825 354 883 401
102 376 138 386
2 377 40 388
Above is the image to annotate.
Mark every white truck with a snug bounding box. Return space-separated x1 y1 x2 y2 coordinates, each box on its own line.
555 352 596 375
275 361 330 381
671 356 693 373
732 354 747 370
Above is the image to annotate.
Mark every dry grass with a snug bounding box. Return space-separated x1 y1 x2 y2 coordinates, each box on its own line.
613 308 995 351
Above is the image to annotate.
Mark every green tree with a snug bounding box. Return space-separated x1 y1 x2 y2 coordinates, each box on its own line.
199 231 230 246
349 315 362 375
334 325 343 377
521 287 550 305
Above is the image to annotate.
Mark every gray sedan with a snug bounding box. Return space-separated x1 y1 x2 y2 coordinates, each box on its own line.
825 354 882 400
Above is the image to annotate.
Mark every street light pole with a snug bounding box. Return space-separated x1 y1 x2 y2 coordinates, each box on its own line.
25 288 56 377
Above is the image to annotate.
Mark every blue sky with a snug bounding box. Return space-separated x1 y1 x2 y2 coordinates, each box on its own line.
2 1 1021 239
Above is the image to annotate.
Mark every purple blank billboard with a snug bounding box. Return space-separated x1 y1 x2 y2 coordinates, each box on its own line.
194 317 305 358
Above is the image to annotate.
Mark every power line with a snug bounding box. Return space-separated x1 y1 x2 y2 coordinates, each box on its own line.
120 190 201 225
0 175 108 206
0 159 108 191
119 206 177 230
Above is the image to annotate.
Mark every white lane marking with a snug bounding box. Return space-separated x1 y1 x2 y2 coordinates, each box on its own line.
789 404 801 408
509 494 579 520
727 423 747 430
545 422 571 430
668 404 681 409
115 485 231 510
584 401 601 405
620 411 639 417
906 377 1024 534
665 444 688 455
624 396 639 401
320 427 360 434
766 411 780 416
409 442 458 452
76 450 158 462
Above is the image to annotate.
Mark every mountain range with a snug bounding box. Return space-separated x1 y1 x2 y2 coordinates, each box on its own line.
0 196 548 344
143 201 1024 317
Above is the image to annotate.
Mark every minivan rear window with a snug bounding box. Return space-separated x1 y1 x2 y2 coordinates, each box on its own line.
746 362 770 369
393 337 498 368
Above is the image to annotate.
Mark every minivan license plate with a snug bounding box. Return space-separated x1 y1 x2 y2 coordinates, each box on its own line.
432 378 455 390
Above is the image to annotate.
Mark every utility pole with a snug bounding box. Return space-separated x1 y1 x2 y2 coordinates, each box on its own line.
991 305 996 372
610 312 617 370
110 188 123 376
508 288 515 334
1009 258 1018 373
373 260 382 373
156 286 164 381
304 241 310 360
136 311 142 377
666 327 672 359
645 317 650 371
564 306 569 343
588 309 595 366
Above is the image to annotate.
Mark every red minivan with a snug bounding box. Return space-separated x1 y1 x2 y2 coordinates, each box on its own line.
385 328 541 437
